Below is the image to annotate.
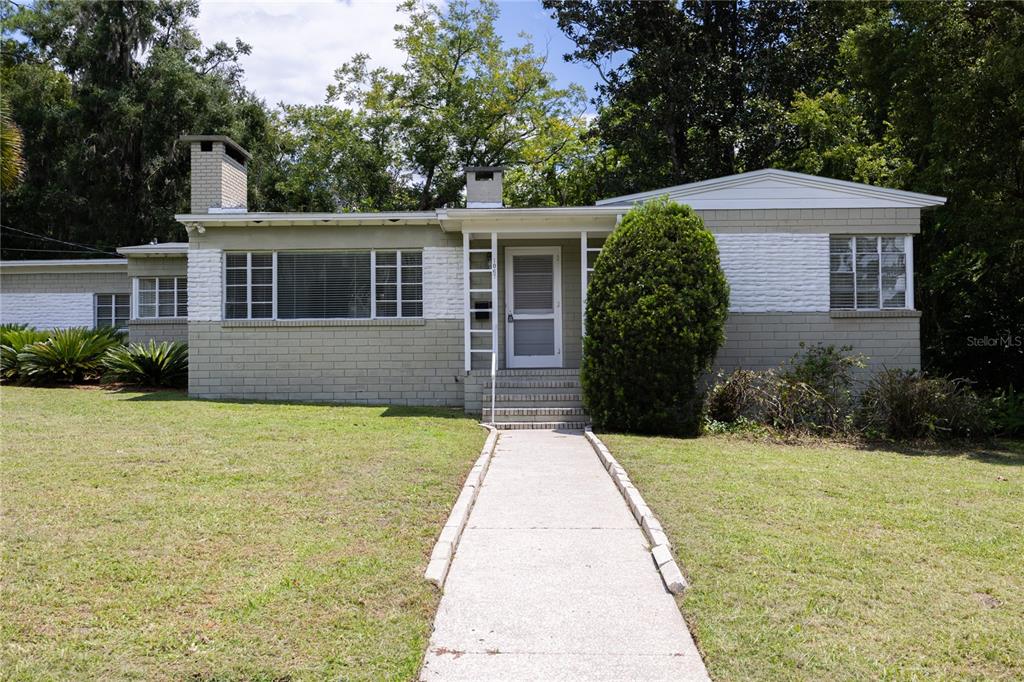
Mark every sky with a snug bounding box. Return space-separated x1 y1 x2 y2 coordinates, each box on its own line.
193 0 604 109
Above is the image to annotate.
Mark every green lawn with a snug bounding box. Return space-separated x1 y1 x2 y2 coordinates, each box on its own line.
1 387 484 681
603 433 1024 681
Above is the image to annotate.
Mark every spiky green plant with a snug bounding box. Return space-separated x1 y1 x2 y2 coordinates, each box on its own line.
17 328 123 384
0 327 51 382
102 341 188 388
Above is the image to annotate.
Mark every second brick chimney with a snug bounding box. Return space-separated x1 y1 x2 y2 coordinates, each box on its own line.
181 134 250 214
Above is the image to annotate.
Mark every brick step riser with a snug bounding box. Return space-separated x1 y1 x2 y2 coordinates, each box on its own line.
492 421 591 431
491 378 581 391
494 369 580 377
494 401 583 409
495 393 582 403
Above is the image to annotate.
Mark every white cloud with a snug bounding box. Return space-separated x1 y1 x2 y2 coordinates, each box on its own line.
193 0 406 106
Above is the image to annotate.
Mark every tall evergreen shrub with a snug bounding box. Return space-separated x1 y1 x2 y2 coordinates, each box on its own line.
582 199 729 435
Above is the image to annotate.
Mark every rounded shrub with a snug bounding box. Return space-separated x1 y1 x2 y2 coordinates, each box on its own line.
582 198 729 435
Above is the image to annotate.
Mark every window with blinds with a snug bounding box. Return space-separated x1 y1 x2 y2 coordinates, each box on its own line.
830 236 908 310
224 250 423 320
375 251 423 318
136 277 187 318
278 252 370 319
96 294 130 329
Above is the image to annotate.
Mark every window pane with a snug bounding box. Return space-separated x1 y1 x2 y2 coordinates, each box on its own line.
277 252 370 319
402 301 423 317
402 283 422 302
138 278 156 293
401 265 422 284
376 284 397 301
226 253 247 269
251 253 272 269
252 285 272 303
376 251 397 267
177 288 188 317
829 237 854 310
225 302 247 319
251 267 272 285
376 266 397 284
251 303 273 319
226 286 247 303
880 237 906 308
400 251 422 267
225 268 247 286
377 301 398 317
139 304 157 318
855 237 880 308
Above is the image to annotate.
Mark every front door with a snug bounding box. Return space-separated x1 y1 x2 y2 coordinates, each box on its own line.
505 246 562 368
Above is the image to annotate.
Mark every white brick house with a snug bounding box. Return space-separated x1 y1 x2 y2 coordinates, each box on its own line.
0 134 945 427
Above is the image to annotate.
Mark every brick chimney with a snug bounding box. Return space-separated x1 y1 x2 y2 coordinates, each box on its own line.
465 166 505 208
180 134 251 214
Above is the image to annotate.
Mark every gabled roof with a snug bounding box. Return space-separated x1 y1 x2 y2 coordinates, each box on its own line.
595 168 946 209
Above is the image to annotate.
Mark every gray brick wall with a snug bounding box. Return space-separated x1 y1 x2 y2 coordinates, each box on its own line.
188 319 464 405
715 311 921 382
128 320 188 344
1 271 129 294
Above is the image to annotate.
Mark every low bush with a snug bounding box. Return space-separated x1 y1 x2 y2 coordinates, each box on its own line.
707 344 864 436
857 369 992 440
1 326 50 382
102 341 188 388
17 327 123 385
990 386 1024 437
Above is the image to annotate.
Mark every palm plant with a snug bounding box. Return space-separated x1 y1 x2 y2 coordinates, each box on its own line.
102 341 188 388
17 328 123 384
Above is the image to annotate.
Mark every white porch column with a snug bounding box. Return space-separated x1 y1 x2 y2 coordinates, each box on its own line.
580 231 588 337
463 231 471 372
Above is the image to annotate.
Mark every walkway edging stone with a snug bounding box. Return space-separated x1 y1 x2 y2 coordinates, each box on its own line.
424 425 500 588
584 428 689 595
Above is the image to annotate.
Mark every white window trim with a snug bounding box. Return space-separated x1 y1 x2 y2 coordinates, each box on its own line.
830 234 914 311
222 249 424 321
133 276 187 319
95 293 130 330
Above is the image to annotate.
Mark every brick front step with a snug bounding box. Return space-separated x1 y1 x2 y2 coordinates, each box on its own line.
494 380 581 391
491 421 590 430
495 393 582 403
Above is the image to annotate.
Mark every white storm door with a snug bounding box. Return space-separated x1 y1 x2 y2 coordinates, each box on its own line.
505 246 562 369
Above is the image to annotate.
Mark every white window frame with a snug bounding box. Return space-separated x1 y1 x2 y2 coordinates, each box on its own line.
830 235 914 311
133 276 187 319
223 249 424 321
374 249 423 319
95 293 130 330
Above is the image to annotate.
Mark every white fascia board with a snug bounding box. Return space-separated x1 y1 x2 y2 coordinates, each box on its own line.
0 258 127 274
174 211 440 226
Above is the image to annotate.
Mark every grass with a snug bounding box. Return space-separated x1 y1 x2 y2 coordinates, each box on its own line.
1 387 484 681
603 433 1024 681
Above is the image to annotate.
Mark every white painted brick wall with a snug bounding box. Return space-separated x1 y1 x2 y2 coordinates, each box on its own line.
423 246 463 319
0 293 95 328
715 233 829 312
188 249 223 321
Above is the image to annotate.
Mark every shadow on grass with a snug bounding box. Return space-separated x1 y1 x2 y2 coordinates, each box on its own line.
853 438 1024 467
121 390 471 419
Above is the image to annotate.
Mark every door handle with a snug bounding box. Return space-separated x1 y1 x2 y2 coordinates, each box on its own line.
507 313 514 323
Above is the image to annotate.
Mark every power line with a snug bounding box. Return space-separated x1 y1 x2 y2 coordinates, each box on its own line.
0 223 119 256
2 247 119 255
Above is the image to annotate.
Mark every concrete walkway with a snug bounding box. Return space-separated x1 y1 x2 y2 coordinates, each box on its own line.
421 430 709 681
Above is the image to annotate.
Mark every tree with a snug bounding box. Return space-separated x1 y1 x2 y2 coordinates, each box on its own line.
0 94 24 190
582 199 730 435
0 0 278 257
543 0 872 196
281 0 586 211
773 2 1024 390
